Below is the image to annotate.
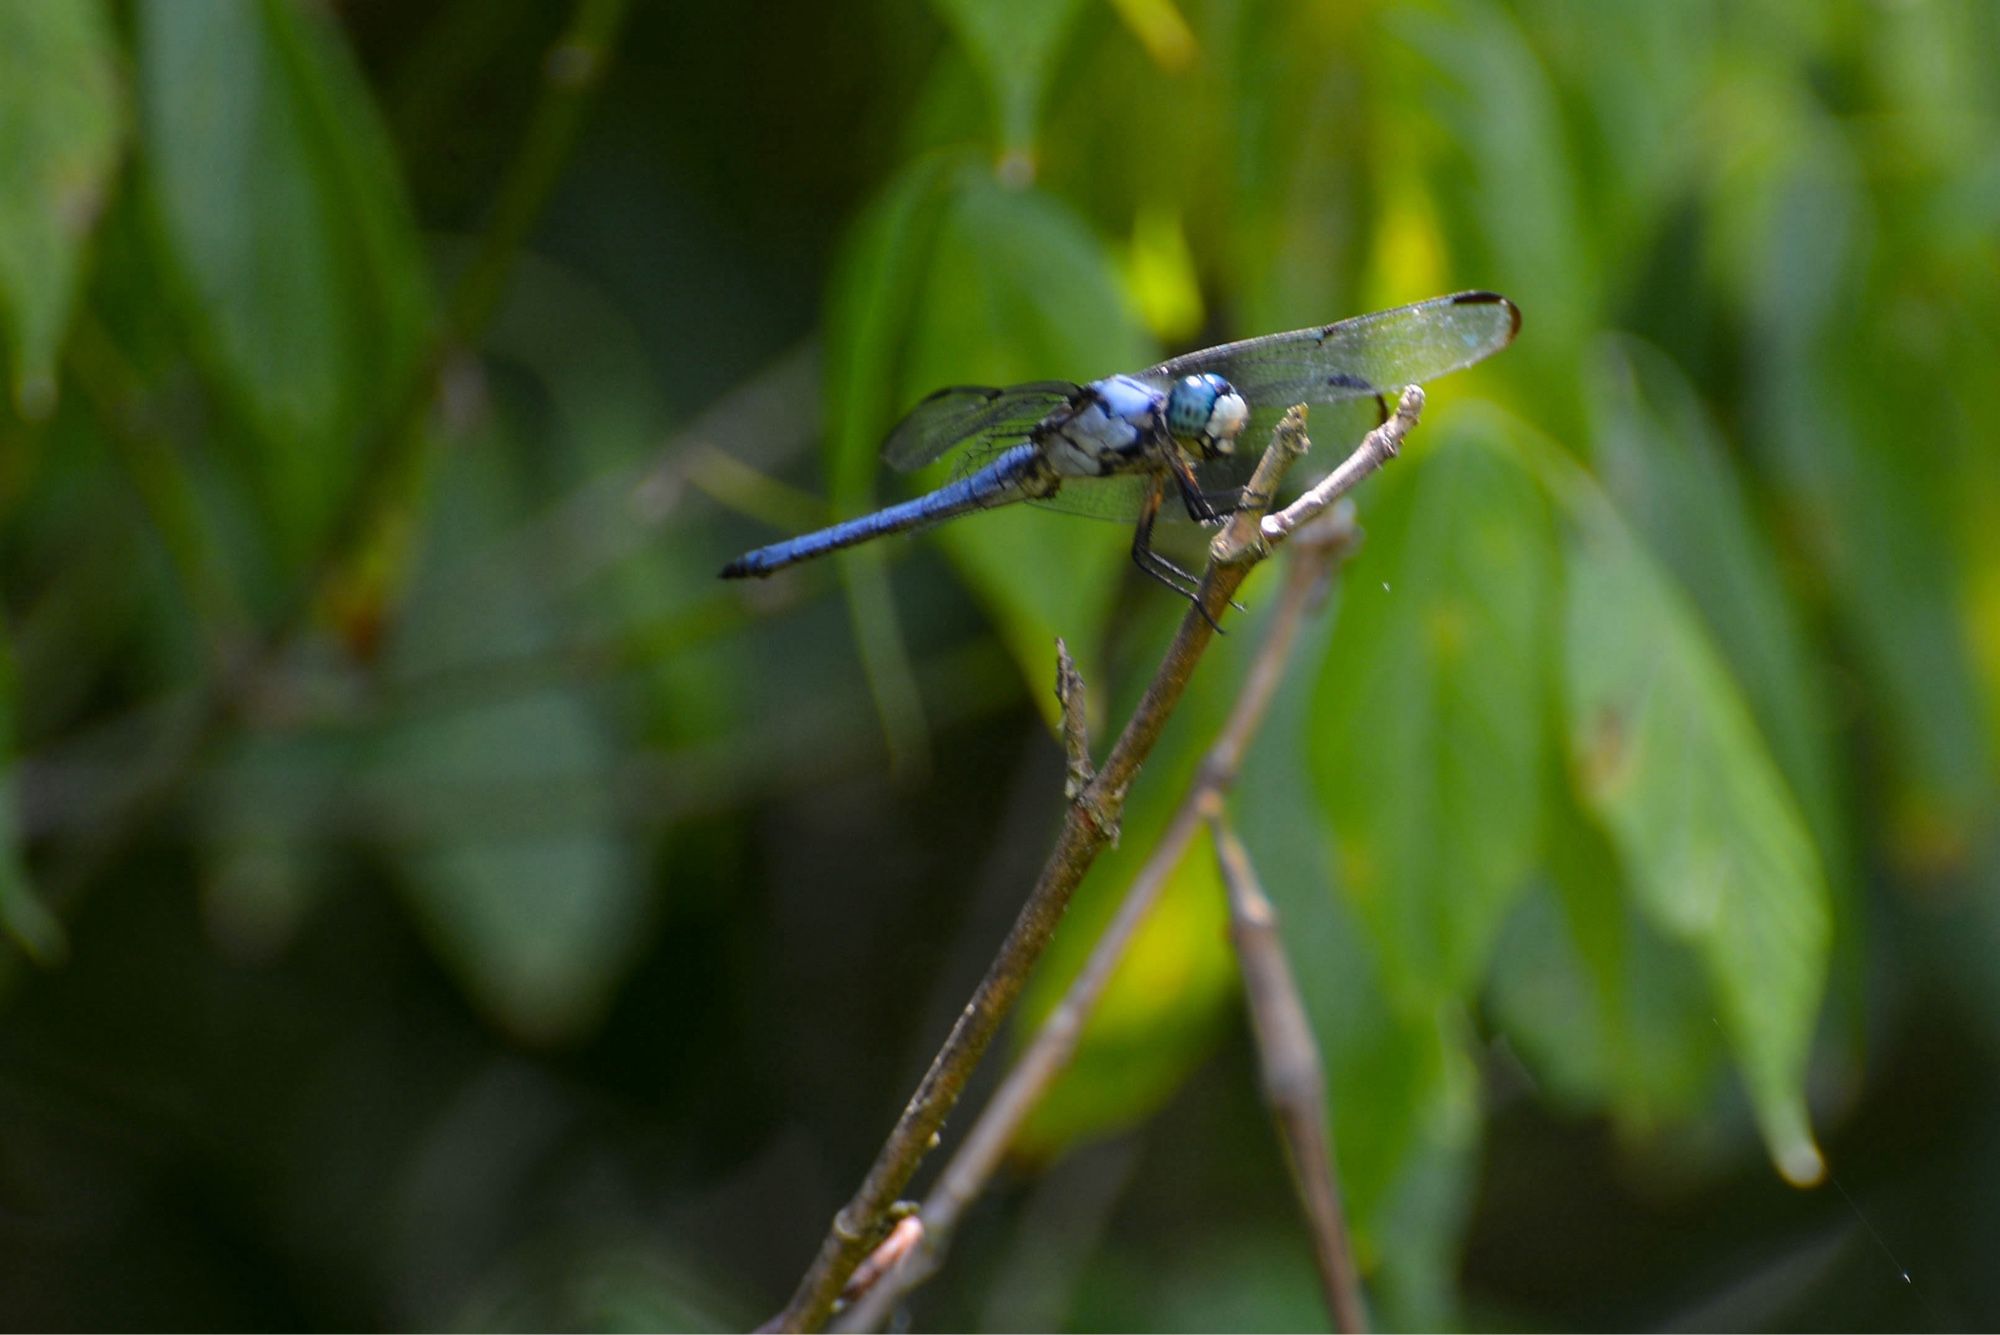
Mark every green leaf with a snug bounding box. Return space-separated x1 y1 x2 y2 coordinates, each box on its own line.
0 0 124 419
1586 337 1845 882
1582 336 1868 1046
928 0 1086 155
373 682 644 1047
366 432 646 1046
1558 472 1831 1184
1512 0 1716 242
137 0 431 556
1310 426 1557 1012
1257 850 1479 1328
1486 780 1723 1130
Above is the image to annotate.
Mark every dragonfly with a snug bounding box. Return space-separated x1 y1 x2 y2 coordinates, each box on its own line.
720 290 1520 605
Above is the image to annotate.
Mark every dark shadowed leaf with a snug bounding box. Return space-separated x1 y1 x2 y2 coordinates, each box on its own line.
365 430 646 1045
377 691 644 1046
0 636 63 962
137 0 430 555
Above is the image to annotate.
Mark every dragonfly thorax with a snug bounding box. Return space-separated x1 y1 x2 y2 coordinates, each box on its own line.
1166 373 1249 459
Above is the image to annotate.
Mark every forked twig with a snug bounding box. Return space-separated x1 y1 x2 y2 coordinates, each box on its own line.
828 394 1422 1332
1260 387 1422 546
764 408 1321 1334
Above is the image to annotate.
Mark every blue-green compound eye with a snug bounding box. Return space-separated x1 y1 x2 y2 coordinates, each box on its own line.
1166 373 1232 438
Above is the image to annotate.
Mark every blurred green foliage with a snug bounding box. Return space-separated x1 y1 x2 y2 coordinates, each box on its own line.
2 0 1998 1328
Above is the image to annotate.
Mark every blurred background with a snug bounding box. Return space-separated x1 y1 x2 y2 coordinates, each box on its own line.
2 0 1997 1328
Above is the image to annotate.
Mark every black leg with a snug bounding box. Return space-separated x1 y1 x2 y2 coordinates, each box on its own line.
1166 451 1221 524
1131 478 1225 632
1196 484 1271 517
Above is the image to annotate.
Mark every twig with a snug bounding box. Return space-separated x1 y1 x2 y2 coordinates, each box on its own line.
830 408 1409 1333
1260 387 1424 546
768 410 1321 1334
838 1215 925 1310
1207 810 1368 1334
1054 638 1094 799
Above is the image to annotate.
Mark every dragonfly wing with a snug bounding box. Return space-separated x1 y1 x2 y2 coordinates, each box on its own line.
1026 473 1159 522
924 430 1160 522
880 381 1080 472
1145 290 1520 408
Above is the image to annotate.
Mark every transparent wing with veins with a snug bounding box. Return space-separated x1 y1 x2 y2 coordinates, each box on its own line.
1145 290 1520 437
869 291 1519 524
878 381 1079 473
879 379 1162 521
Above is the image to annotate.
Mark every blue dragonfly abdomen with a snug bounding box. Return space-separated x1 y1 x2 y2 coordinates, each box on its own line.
720 443 1054 578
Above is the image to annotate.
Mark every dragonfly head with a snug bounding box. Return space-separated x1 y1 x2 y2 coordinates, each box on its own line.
1167 373 1250 460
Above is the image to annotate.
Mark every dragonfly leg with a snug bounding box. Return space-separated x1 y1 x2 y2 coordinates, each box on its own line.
1197 484 1269 516
1132 478 1226 632
1166 450 1224 524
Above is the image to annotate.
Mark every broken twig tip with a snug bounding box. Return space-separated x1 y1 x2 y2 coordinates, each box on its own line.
1054 638 1094 797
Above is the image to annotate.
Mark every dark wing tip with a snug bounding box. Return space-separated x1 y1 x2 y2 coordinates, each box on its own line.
1450 290 1523 341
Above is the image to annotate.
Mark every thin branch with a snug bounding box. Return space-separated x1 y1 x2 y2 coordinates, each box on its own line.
768 410 1320 1334
831 409 1408 1333
1260 386 1424 547
1207 810 1368 1334
838 1215 925 1311
1054 638 1094 799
